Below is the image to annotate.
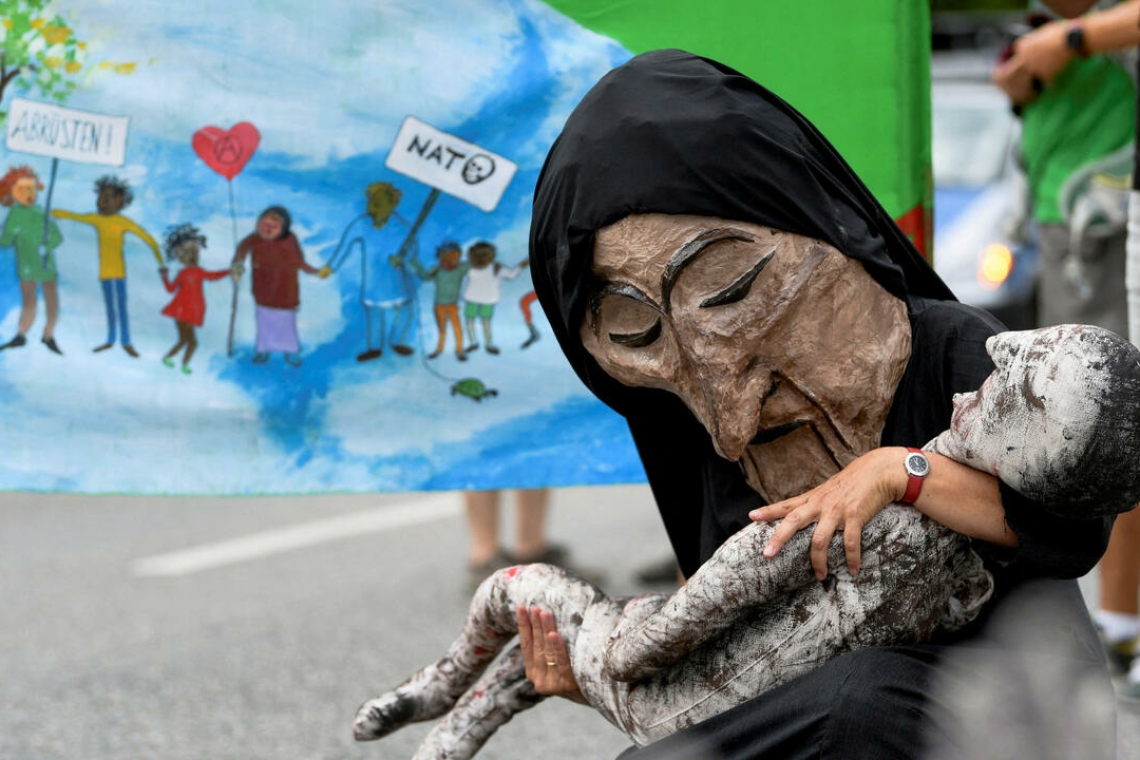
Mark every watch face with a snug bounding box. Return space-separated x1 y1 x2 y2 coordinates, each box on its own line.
905 452 930 477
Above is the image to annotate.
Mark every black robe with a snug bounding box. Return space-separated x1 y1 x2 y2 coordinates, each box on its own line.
530 49 1113 759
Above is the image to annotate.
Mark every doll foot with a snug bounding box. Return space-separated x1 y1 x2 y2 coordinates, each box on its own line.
393 344 414 356
486 345 500 355
427 349 442 359
456 351 467 362
284 352 303 367
251 352 270 364
353 693 420 741
181 365 192 375
123 344 139 358
92 342 113 353
162 357 175 368
42 337 63 355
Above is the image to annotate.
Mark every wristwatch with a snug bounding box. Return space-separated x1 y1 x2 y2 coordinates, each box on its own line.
1066 22 1089 58
900 448 930 505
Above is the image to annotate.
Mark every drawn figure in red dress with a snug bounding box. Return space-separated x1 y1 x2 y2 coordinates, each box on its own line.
158 223 233 375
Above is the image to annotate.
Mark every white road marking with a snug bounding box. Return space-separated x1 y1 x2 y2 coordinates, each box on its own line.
131 494 460 577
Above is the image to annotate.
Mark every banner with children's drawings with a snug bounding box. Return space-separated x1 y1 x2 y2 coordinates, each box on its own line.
0 0 930 494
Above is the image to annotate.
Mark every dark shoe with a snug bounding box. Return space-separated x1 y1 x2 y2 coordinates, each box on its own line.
427 349 442 359
521 324 540 349
251 352 270 364
517 544 606 586
465 342 480 353
635 556 682 586
284 352 303 367
392 344 414 356
92 342 113 353
0 334 27 350
122 344 139 358
486 345 500 355
42 337 63 355
456 351 467 362
467 549 519 592
356 348 383 363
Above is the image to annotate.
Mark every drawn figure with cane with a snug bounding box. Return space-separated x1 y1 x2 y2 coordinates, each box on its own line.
0 165 64 354
231 206 328 367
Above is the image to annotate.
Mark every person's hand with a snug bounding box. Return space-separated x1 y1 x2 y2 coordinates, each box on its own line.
993 21 1073 104
749 447 906 580
518 258 530 269
159 266 168 276
388 255 404 269
231 262 244 281
516 605 587 704
318 265 332 279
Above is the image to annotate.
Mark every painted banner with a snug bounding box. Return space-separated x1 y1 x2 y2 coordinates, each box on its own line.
0 0 930 495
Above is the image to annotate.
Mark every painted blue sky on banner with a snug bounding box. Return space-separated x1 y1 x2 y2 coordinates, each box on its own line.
0 0 646 494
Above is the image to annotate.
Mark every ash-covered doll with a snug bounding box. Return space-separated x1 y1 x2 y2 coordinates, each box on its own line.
353 324 1140 759
159 224 232 374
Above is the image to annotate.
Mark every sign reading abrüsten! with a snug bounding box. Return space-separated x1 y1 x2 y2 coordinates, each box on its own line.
385 116 517 213
6 98 130 166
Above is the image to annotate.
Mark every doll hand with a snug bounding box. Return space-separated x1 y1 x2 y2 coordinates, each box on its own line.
159 266 168 275
749 447 906 580
516 605 587 705
318 265 332 279
388 255 404 269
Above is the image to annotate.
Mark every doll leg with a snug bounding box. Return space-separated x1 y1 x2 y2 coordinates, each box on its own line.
353 563 612 741
409 645 543 760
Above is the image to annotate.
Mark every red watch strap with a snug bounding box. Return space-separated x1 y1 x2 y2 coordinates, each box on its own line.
901 447 925 505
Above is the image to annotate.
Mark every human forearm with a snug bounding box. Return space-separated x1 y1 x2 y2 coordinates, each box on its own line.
1083 0 1140 53
904 450 1016 548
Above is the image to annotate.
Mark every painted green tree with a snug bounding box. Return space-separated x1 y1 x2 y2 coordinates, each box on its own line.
0 0 123 125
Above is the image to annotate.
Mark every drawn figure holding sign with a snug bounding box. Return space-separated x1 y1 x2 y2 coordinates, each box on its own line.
323 181 417 362
0 165 64 354
232 206 327 367
158 224 232 375
53 176 161 358
409 240 471 361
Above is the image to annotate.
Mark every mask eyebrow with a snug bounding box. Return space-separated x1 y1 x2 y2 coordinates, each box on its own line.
699 249 775 308
661 227 756 309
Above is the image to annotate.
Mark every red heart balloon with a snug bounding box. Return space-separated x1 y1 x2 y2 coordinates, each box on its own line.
192 122 260 180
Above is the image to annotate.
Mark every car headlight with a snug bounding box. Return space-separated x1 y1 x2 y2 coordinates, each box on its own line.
977 243 1014 290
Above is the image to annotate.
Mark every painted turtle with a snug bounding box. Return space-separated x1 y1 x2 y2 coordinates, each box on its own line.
451 377 498 401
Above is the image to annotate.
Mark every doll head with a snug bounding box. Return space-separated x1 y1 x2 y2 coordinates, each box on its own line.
932 324 1140 517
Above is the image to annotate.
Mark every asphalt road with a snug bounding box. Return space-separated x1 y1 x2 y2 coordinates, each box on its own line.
3 486 1137 759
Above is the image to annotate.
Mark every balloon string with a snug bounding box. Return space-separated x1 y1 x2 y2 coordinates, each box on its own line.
228 179 238 249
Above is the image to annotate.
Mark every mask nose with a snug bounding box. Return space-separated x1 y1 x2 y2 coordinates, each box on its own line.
684 366 773 462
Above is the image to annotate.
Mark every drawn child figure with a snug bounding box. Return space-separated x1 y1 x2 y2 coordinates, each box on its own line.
462 241 527 355
409 240 471 361
353 324 1140 758
158 224 231 374
0 165 64 354
52 175 161 357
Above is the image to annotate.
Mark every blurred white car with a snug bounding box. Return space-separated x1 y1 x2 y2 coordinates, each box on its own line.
932 59 1038 330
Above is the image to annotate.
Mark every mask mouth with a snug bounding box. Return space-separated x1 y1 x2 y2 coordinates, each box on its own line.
748 420 808 447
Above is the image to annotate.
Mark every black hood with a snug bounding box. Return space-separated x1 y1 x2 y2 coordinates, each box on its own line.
530 48 952 418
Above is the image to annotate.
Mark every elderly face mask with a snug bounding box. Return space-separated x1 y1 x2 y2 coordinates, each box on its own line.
581 213 911 502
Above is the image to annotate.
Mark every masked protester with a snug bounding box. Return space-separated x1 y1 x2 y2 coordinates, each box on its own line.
526 50 1116 760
